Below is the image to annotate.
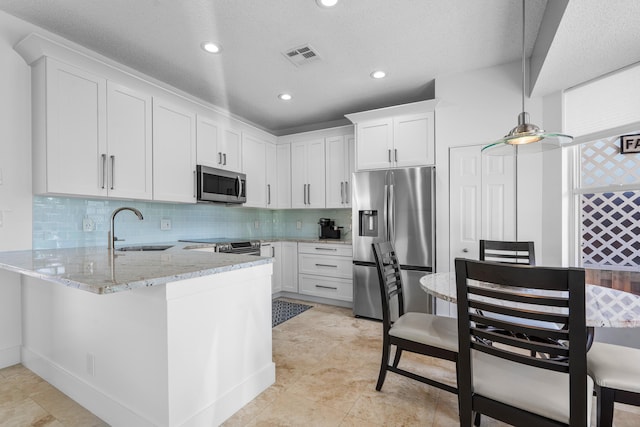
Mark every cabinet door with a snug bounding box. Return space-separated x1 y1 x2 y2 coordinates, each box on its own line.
325 136 347 208
276 144 291 208
152 98 196 203
221 127 242 172
355 118 392 171
306 139 326 208
345 135 355 207
265 143 277 208
106 82 152 200
196 116 220 168
280 242 298 293
241 133 267 207
260 242 281 294
44 58 107 196
393 112 434 167
290 141 307 208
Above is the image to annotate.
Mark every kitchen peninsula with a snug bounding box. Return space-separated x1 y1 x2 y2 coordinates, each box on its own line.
0 244 275 427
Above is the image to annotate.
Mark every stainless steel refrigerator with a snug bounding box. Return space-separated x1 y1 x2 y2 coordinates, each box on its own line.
352 166 435 319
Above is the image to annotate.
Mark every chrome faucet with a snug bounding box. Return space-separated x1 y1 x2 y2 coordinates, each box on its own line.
108 207 144 250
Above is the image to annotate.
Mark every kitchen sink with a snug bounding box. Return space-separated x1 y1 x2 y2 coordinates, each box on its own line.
116 245 174 252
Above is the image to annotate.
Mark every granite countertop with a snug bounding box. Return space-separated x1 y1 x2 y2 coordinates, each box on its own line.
0 242 272 295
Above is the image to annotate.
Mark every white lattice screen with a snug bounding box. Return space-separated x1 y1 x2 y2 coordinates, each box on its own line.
580 134 640 268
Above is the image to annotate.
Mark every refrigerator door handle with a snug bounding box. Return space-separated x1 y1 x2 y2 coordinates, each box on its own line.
389 184 395 243
383 184 390 241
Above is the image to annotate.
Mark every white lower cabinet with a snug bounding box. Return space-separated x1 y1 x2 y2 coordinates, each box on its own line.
297 243 353 302
262 241 298 294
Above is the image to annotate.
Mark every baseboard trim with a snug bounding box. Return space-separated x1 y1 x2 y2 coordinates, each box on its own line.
21 347 155 426
181 361 276 426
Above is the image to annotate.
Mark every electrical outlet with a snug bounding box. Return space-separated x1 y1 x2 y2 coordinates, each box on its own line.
86 353 95 376
160 219 171 230
254 220 260 229
296 220 302 230
82 217 95 232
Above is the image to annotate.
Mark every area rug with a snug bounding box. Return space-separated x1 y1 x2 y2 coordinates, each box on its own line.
272 299 312 327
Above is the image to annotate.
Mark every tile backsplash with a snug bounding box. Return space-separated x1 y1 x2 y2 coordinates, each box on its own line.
33 196 352 249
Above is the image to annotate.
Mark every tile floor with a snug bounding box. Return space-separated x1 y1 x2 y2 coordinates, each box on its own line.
2 299 640 426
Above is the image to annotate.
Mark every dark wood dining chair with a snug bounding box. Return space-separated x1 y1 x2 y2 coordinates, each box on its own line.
479 239 536 265
587 341 640 427
372 241 458 395
454 258 592 427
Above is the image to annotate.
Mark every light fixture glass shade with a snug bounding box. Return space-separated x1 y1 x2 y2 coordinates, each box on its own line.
483 111 573 155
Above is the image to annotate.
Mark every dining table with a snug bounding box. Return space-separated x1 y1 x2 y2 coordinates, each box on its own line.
420 272 640 329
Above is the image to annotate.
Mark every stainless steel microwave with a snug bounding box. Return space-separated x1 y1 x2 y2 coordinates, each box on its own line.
196 165 246 204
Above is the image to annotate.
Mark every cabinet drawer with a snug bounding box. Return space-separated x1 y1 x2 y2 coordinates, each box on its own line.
299 274 352 302
298 242 352 257
298 254 352 279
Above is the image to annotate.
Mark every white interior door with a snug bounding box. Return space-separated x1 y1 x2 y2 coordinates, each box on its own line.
446 145 516 316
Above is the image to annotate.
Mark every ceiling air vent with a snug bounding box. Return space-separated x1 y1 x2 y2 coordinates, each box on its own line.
283 44 321 66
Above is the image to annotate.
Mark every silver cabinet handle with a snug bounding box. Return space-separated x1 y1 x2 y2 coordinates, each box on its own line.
223 153 227 166
303 184 307 205
101 154 107 189
394 148 398 162
315 263 338 268
388 149 392 163
315 247 337 251
307 183 311 205
218 152 222 165
316 284 338 290
267 184 271 205
193 170 197 198
462 248 469 253
110 155 115 190
340 181 344 204
271 246 275 257
344 181 349 204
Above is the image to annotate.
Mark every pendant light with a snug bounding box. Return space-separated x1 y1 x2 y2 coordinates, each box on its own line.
482 0 572 155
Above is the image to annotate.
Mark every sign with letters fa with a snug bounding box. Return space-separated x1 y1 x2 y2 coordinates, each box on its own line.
620 134 640 154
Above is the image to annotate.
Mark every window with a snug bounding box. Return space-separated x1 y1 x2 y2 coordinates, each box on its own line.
576 133 640 269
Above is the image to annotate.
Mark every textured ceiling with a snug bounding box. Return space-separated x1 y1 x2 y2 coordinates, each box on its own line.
0 0 639 136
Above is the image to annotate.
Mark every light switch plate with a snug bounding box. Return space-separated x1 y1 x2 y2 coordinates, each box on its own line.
296 220 302 230
161 219 171 230
254 220 260 229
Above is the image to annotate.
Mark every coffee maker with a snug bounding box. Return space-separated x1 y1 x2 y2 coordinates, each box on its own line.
318 218 342 239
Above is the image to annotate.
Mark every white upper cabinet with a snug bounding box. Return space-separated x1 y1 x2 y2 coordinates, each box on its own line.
196 116 241 172
275 144 292 209
265 143 277 208
345 100 438 171
325 135 355 208
32 57 107 197
106 82 153 200
291 139 326 209
152 98 197 203
241 133 268 207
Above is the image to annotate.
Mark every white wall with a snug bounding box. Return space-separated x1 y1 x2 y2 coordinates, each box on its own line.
434 60 546 273
0 11 35 368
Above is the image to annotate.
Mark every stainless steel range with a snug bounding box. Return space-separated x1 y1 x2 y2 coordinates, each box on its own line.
179 238 261 255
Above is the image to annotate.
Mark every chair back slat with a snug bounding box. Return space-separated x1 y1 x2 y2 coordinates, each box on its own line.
372 241 405 330
469 285 568 307
470 340 570 373
479 240 536 265
469 300 569 325
469 313 570 341
471 328 570 358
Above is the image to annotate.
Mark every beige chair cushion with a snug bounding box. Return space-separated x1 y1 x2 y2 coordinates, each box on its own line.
473 351 594 425
588 341 640 393
390 312 458 352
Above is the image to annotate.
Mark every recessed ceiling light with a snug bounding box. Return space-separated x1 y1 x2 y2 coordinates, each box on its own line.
371 70 386 79
201 42 221 54
316 0 338 8
278 93 292 101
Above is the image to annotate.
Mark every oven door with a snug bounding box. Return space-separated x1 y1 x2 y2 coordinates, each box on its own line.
197 165 246 204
